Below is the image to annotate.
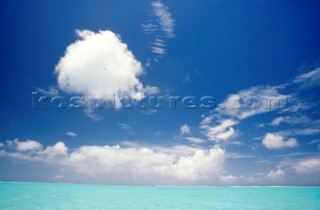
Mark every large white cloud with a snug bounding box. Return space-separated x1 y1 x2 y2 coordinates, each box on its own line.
55 29 158 108
0 140 228 185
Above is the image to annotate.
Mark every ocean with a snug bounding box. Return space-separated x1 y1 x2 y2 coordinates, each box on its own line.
0 182 319 209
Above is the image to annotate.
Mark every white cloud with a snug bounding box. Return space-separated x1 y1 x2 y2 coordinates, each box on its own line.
151 1 175 38
266 169 285 180
0 141 67 162
54 175 64 179
151 46 166 55
229 141 244 146
180 124 191 136
0 140 231 185
270 116 310 126
8 139 43 151
294 67 320 89
219 175 237 185
35 86 59 96
307 139 320 145
262 133 298 149
117 123 130 130
66 131 77 137
141 23 158 34
292 157 320 173
184 137 206 144
142 1 175 59
277 128 320 137
43 142 68 159
199 85 289 143
117 123 134 135
226 152 254 159
219 85 290 120
150 38 167 55
55 29 158 109
154 130 162 136
201 119 238 142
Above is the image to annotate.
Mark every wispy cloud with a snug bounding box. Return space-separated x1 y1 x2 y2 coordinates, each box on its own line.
66 131 77 137
276 128 320 137
270 116 310 126
180 124 191 136
200 119 238 142
258 115 311 127
35 86 59 97
54 175 64 179
199 67 320 146
226 152 254 159
307 139 320 145
142 1 175 57
141 22 158 34
118 123 135 135
151 1 175 38
154 130 162 136
184 137 206 144
294 67 320 89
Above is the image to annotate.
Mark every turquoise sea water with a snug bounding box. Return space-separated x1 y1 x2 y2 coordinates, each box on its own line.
0 182 320 210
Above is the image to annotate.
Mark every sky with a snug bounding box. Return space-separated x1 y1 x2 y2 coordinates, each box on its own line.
0 0 320 186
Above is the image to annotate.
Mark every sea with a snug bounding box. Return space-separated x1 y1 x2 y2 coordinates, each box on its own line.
0 182 319 210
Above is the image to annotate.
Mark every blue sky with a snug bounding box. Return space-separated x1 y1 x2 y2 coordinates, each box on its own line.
1 0 320 185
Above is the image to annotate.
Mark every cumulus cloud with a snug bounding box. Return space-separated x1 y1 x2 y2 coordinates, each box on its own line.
0 140 230 185
180 124 191 136
262 133 298 149
55 29 158 109
0 141 67 162
43 142 68 159
7 139 43 151
266 169 285 180
66 131 77 137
